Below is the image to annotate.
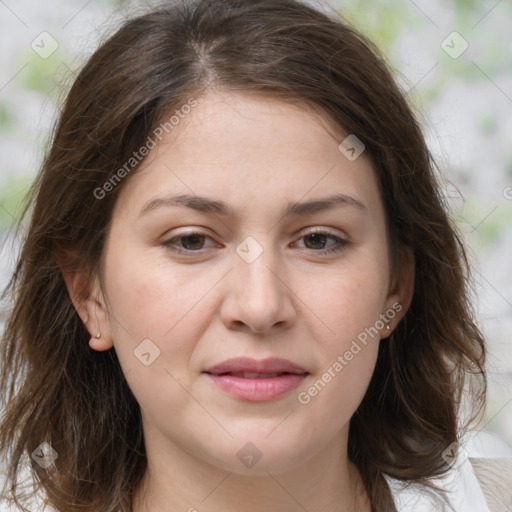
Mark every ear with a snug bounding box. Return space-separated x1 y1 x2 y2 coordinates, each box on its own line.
58 249 114 352
382 245 415 337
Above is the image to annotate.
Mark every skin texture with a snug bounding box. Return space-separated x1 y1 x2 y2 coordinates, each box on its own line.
63 92 414 511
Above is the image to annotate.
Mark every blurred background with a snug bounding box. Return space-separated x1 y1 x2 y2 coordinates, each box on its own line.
0 0 511 447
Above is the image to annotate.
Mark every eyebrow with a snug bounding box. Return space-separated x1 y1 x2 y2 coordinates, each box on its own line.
138 193 367 219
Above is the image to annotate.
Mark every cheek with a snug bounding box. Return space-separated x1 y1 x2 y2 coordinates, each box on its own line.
103 243 223 378
307 256 388 335
104 242 198 337
297 329 380 435
102 249 204 418
294 256 385 410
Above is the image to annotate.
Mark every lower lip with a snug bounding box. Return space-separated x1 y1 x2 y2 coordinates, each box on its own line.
205 373 308 401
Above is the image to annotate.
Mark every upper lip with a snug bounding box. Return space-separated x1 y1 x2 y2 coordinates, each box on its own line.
203 357 308 375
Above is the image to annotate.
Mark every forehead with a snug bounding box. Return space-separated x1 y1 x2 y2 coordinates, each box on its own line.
113 91 384 224
158 92 347 159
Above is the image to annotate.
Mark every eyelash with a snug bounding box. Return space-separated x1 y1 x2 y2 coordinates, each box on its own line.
162 229 349 256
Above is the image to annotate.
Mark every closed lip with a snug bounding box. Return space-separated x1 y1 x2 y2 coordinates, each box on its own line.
203 357 308 376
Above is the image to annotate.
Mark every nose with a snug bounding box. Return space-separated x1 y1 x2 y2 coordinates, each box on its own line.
219 239 297 335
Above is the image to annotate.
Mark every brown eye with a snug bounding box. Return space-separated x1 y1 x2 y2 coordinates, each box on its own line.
162 232 215 254
294 230 349 255
178 234 206 251
162 230 349 256
303 233 329 250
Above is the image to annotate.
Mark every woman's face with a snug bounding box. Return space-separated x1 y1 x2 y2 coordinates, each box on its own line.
76 92 413 475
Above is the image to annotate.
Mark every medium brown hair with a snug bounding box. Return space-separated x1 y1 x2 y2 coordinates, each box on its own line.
0 0 486 510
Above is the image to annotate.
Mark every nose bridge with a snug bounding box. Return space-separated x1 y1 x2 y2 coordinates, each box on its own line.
234 233 281 300
224 233 294 332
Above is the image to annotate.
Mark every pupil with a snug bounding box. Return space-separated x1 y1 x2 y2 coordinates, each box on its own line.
306 233 326 249
182 234 204 250
180 233 328 251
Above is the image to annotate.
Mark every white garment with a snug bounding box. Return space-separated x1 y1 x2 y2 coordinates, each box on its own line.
386 430 512 511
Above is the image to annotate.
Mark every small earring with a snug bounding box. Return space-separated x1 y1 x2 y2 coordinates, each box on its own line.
93 305 102 339
386 325 390 330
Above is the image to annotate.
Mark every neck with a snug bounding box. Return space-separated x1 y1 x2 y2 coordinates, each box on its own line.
133 425 371 512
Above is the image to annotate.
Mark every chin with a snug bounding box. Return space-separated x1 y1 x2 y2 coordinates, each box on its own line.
196 437 315 477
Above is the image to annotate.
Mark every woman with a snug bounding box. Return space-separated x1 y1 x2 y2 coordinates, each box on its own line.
1 0 510 510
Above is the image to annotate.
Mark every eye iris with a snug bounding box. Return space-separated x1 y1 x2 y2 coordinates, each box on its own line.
172 232 337 252
304 233 327 250
181 234 205 250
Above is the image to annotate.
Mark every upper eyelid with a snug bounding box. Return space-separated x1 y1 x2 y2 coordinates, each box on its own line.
164 227 347 247
166 226 345 239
